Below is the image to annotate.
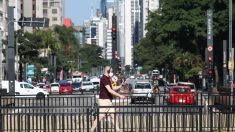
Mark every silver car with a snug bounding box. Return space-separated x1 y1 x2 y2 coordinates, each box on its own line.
81 81 94 93
130 80 154 104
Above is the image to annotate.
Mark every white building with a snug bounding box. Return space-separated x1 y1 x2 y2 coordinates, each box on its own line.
96 18 107 58
106 7 114 60
36 0 64 27
118 0 140 66
117 0 159 67
83 16 109 59
0 0 22 80
139 0 159 39
106 29 112 60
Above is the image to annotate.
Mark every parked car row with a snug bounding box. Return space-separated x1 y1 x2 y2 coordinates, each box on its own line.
33 77 101 95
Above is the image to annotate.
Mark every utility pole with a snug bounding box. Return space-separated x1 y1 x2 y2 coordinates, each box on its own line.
206 9 213 92
228 0 233 106
7 7 15 95
0 19 2 91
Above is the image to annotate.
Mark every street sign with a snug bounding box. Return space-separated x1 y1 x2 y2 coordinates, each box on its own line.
207 46 213 51
18 17 49 27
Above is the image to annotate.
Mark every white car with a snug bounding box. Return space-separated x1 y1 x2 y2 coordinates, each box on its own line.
50 83 60 93
90 77 100 89
81 81 94 92
130 80 154 103
177 82 196 92
1 81 49 99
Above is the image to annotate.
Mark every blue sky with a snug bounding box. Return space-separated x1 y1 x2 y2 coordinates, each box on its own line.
65 0 100 26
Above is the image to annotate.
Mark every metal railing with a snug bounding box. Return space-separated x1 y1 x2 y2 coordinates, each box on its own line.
0 93 234 131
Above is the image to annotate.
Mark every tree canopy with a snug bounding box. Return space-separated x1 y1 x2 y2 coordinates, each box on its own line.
134 0 235 80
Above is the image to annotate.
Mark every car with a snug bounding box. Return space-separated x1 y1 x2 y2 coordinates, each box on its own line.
1 81 49 99
90 77 100 91
50 83 60 93
72 82 81 92
169 86 195 105
66 79 73 84
59 80 68 84
43 84 51 93
130 80 154 104
81 81 94 93
129 75 135 79
36 83 45 89
59 82 73 94
177 82 196 93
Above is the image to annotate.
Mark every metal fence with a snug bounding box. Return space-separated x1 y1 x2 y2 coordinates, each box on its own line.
0 93 235 132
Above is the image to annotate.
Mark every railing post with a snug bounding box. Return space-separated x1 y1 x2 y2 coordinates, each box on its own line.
0 95 2 132
87 108 90 132
199 106 203 132
209 106 213 132
97 108 100 132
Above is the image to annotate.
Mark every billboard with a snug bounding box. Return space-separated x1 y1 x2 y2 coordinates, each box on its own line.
27 64 35 77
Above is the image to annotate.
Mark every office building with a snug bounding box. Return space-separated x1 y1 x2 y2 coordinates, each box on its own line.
139 0 159 39
36 0 64 27
100 0 114 18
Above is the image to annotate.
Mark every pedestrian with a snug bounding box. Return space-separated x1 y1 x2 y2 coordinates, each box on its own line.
90 66 126 132
153 85 160 93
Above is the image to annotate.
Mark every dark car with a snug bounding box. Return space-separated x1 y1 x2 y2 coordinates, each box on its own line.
59 82 73 94
72 82 81 91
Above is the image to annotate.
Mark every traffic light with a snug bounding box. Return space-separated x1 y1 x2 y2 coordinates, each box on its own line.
208 56 213 62
112 15 117 40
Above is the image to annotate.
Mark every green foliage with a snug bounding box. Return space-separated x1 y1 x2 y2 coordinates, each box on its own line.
17 30 45 64
79 44 109 73
53 25 80 73
134 0 235 80
185 67 202 80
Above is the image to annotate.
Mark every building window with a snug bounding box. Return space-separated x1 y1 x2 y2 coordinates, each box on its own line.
43 2 48 8
43 9 47 16
51 2 60 7
33 4 36 10
52 9 57 14
52 17 57 21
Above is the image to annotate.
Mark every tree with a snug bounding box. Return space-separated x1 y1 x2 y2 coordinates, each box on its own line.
134 0 235 80
79 44 109 73
53 25 80 75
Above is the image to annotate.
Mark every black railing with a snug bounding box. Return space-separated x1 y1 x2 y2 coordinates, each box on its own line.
0 93 235 131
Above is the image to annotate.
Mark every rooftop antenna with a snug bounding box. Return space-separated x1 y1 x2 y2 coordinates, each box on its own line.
91 0 94 18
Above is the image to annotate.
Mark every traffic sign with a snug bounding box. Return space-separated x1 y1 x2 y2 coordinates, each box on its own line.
207 46 213 51
18 17 49 27
228 60 234 70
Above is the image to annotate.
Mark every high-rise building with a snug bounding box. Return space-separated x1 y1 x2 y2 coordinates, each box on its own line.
105 7 114 60
0 0 22 80
116 0 159 67
20 0 36 32
117 0 140 66
124 0 132 66
36 0 64 27
139 0 159 39
100 0 114 18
